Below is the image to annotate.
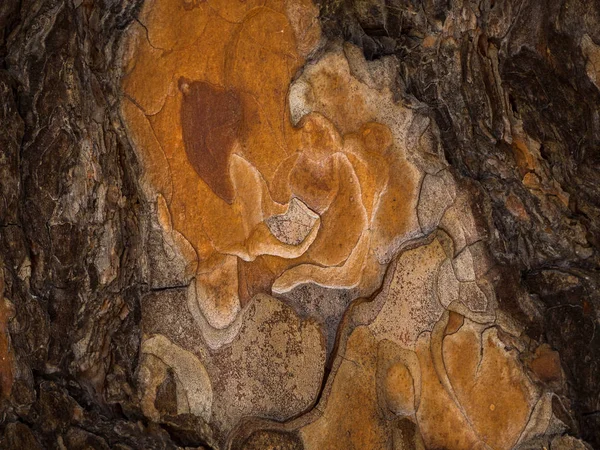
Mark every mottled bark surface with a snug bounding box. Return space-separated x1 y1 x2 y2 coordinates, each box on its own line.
0 0 197 448
0 0 598 449
316 0 600 445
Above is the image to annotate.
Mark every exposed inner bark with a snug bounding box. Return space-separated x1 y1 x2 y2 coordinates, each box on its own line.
0 0 598 449
179 79 242 205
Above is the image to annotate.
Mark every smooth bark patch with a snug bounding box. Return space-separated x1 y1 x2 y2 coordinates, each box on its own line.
179 78 242 204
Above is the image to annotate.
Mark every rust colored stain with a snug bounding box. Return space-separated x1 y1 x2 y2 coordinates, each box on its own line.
179 78 242 204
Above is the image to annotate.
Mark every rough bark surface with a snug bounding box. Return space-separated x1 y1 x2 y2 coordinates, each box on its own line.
316 0 600 445
0 0 598 449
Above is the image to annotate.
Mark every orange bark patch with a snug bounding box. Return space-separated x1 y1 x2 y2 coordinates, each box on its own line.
121 0 423 330
300 327 392 449
415 332 480 450
442 326 534 449
382 361 415 416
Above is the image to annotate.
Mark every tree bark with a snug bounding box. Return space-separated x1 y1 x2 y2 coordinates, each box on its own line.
0 0 599 449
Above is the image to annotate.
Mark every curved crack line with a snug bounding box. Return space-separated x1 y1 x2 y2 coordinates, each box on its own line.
223 232 440 447
205 0 268 26
134 17 168 52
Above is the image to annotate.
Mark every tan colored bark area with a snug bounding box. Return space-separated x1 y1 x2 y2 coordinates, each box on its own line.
122 0 419 330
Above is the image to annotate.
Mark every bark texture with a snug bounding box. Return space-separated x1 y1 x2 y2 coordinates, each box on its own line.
0 0 205 448
0 0 598 449
317 0 600 444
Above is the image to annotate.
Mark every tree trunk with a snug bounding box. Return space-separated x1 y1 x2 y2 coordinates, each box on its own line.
0 0 598 449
